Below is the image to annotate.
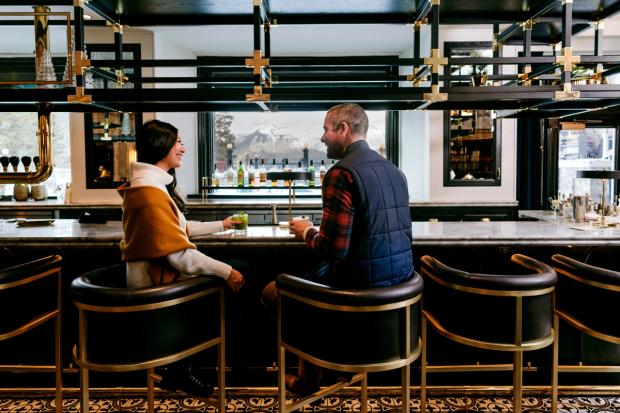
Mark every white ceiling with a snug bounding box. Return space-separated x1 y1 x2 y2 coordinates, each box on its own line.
147 24 415 56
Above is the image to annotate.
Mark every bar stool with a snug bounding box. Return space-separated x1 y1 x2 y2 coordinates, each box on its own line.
276 272 423 413
71 264 226 413
0 255 63 413
550 253 620 413
420 254 556 413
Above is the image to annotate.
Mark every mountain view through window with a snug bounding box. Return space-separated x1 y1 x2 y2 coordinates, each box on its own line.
212 111 386 195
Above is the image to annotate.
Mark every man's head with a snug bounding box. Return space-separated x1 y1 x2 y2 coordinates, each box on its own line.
321 103 369 159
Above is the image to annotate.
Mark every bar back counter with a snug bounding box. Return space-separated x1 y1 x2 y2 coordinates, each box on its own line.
0 218 618 392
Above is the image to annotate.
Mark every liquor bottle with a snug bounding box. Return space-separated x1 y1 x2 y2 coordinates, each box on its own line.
319 159 326 184
248 160 255 187
212 163 220 187
307 160 316 188
226 159 235 187
283 158 291 187
259 159 267 186
270 159 279 187
237 161 244 188
295 161 305 186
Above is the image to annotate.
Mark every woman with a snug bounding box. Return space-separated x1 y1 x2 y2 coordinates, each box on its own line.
118 119 245 398
118 119 245 291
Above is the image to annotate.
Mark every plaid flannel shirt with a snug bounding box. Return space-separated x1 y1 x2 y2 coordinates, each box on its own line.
304 166 355 262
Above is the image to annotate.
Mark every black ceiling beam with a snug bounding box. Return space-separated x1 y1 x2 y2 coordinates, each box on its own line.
412 0 432 23
115 13 413 26
496 0 560 45
0 20 106 26
84 0 118 24
0 0 72 4
91 57 422 68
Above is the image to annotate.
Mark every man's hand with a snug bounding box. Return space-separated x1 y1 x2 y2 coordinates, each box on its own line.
226 268 245 292
222 216 241 230
289 218 313 240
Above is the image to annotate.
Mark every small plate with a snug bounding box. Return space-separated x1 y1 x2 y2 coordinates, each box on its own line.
15 219 55 227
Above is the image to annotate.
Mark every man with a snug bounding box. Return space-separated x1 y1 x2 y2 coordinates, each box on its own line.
263 103 414 394
292 102 413 288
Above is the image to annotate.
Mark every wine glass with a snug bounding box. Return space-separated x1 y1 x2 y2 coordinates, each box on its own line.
549 197 561 217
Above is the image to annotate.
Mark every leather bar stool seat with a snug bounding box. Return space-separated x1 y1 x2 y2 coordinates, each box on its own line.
71 264 226 413
551 253 620 413
276 272 424 413
420 254 557 413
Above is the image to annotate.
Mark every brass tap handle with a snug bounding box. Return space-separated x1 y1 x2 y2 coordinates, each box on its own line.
0 156 8 172
21 156 32 173
9 156 19 172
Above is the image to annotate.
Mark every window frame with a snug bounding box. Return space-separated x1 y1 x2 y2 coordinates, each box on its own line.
196 110 399 198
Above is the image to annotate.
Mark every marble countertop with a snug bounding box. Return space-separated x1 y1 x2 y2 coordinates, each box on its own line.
2 218 618 247
518 210 566 222
0 199 518 210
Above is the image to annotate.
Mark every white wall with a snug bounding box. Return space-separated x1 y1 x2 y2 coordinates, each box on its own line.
152 32 198 197
399 24 431 201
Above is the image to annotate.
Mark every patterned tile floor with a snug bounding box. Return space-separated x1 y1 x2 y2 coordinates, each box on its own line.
1 389 619 412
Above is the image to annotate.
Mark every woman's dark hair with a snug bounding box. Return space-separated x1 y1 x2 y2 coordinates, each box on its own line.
137 119 186 213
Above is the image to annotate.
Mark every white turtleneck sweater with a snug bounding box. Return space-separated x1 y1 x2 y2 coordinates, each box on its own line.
125 161 231 289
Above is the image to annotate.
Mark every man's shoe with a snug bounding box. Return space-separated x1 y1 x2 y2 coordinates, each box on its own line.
284 373 320 397
159 367 214 399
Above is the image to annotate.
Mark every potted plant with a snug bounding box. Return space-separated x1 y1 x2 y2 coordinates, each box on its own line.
471 64 488 86
469 50 488 86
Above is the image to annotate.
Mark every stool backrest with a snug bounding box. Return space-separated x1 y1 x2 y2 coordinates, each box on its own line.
71 264 224 368
0 255 62 340
421 254 556 350
277 273 423 370
552 254 620 343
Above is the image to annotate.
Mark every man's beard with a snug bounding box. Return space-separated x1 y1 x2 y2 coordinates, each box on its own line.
326 144 343 159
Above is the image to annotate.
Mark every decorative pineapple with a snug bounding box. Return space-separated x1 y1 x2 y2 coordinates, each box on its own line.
11 156 30 201
31 156 48 201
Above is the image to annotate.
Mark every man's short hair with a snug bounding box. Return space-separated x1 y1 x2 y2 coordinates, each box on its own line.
326 103 369 137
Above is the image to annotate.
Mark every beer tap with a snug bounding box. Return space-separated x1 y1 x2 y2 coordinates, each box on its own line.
31 156 48 200
0 156 8 200
9 156 19 172
21 156 32 173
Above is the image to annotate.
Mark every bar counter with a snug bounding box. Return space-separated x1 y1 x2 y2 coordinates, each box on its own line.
1 218 618 389
2 218 620 247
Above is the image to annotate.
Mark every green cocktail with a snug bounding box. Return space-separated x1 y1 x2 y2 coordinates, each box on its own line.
232 212 248 233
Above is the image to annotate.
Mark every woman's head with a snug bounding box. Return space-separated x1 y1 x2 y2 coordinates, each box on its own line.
136 120 184 169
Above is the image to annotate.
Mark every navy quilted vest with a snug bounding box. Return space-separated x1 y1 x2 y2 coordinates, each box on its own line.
325 140 413 288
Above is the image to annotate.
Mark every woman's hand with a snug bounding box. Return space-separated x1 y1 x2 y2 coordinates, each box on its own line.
226 268 245 292
222 216 241 230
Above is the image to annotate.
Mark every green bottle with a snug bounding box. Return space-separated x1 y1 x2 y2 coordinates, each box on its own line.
307 160 316 188
237 161 244 188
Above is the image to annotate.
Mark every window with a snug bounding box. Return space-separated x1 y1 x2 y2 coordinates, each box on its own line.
558 126 618 204
207 111 387 196
0 112 71 200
